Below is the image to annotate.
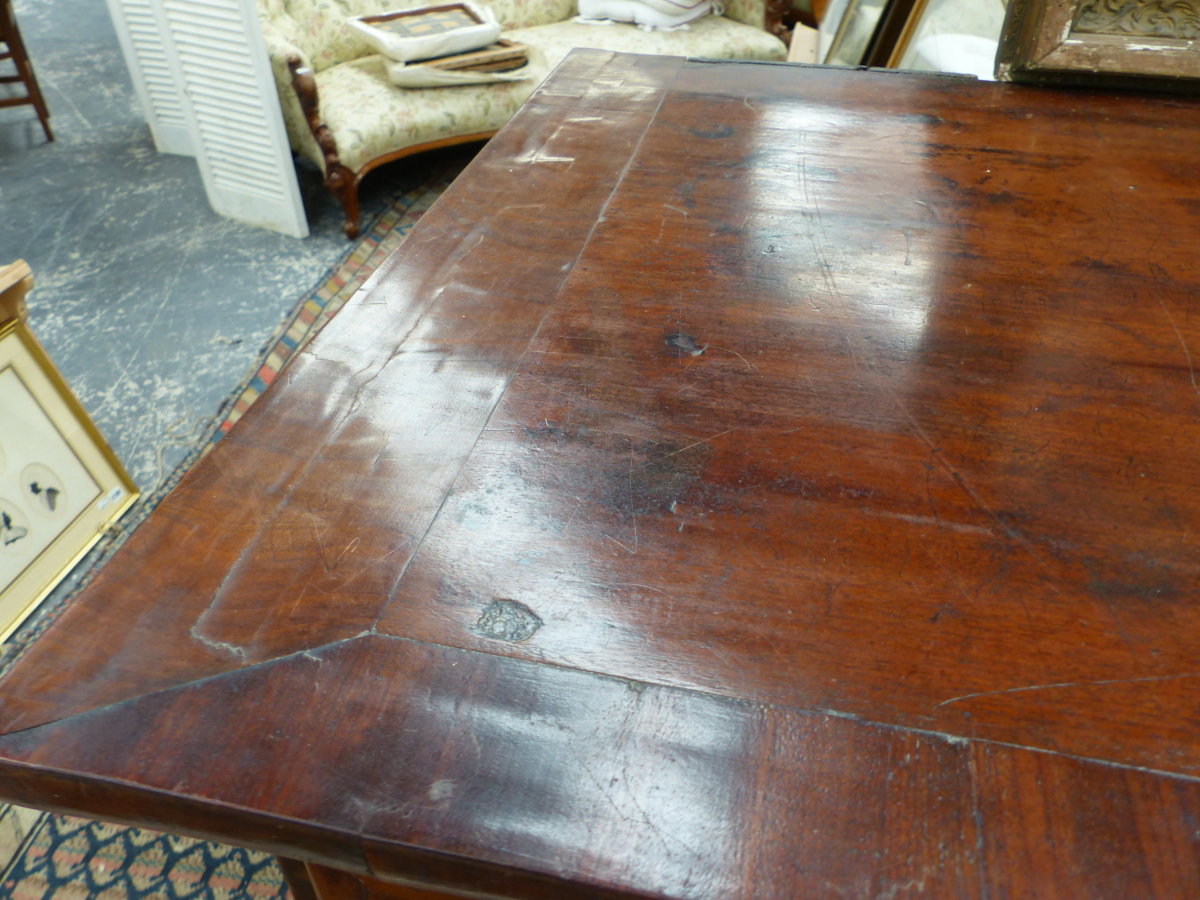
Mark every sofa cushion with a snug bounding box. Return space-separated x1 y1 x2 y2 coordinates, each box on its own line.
485 0 577 30
312 54 543 172
509 14 786 70
309 20 785 174
721 0 767 29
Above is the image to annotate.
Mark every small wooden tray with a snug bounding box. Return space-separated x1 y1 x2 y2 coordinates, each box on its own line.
360 4 483 39
415 39 529 72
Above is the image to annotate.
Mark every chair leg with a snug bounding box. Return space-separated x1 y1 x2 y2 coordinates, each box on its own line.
326 164 360 239
0 0 53 142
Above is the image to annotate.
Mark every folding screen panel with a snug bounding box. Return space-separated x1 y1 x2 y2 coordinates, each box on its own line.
106 0 309 237
105 0 194 155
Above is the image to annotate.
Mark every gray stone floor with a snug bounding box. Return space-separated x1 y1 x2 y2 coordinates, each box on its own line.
1 0 451 491
0 0 471 627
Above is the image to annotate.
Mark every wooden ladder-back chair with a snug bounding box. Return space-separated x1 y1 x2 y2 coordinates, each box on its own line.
0 0 53 143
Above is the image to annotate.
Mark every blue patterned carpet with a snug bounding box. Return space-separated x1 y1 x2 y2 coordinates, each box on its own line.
1 815 290 900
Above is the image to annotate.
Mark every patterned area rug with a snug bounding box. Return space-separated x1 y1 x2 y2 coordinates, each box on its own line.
3 817 288 900
0 161 465 900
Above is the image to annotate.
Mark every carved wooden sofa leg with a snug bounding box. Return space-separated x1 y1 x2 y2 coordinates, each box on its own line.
287 56 362 239
324 164 360 239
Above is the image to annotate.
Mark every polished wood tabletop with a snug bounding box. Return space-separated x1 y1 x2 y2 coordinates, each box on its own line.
2 50 1200 899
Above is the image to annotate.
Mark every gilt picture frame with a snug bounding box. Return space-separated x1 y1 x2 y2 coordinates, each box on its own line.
0 318 138 640
995 0 1200 88
822 0 892 64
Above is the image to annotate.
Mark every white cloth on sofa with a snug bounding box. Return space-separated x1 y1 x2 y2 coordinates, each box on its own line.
576 0 715 29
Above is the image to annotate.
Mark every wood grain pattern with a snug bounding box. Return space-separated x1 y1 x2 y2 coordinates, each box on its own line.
0 635 964 898
972 742 1200 899
0 51 1199 898
0 50 686 735
378 62 1200 773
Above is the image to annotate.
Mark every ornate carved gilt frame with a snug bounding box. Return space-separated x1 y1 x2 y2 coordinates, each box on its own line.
996 0 1200 87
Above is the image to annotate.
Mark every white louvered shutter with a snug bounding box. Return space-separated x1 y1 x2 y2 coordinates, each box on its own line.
160 0 308 238
105 0 194 155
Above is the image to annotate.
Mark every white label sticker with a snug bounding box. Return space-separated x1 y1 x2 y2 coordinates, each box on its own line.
97 487 123 511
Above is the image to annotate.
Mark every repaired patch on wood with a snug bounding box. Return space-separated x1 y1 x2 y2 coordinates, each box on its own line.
475 599 542 642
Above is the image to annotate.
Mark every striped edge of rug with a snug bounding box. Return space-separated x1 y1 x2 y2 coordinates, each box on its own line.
0 814 290 900
0 162 462 683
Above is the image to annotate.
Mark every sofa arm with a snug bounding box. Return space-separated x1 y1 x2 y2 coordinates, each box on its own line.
285 56 363 238
258 18 325 170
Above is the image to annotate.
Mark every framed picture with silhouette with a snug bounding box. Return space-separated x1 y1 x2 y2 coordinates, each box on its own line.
0 264 138 641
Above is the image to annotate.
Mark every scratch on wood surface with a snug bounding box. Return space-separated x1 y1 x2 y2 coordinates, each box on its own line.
873 871 930 900
898 404 1023 546
560 499 583 535
603 533 636 554
565 579 668 595
1157 296 1200 394
336 537 361 564
188 625 247 661
629 454 638 553
897 400 1061 675
518 370 590 404
645 428 737 467
935 672 1200 708
709 345 756 372
563 738 705 862
863 509 992 536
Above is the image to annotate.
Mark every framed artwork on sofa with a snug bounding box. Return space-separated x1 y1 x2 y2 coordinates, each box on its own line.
0 316 138 640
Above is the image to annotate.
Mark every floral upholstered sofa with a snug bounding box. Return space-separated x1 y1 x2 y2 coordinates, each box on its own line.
257 0 787 236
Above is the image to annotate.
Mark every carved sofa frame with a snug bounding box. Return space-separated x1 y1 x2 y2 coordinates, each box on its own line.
288 57 498 239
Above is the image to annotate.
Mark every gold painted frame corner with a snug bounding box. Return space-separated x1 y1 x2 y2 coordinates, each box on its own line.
0 318 139 642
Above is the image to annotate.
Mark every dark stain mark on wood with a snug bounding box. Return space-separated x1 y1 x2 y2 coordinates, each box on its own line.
689 124 734 140
664 332 707 356
1089 578 1181 603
